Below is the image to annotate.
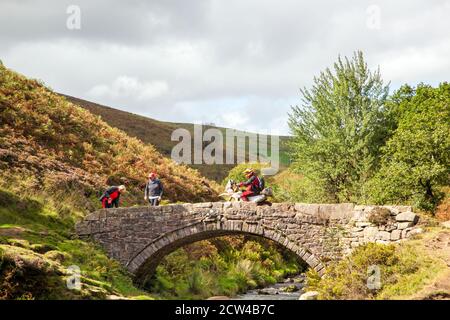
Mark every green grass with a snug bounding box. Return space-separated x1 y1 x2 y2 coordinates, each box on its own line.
0 187 152 300
0 185 306 300
146 237 307 300
305 227 449 300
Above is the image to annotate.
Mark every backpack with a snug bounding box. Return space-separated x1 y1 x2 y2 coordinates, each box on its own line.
256 176 265 192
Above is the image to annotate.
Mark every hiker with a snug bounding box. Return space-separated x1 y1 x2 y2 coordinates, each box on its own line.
238 168 264 201
100 185 126 208
144 172 163 206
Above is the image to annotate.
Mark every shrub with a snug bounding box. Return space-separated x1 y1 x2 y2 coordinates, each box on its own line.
368 207 393 226
305 240 444 300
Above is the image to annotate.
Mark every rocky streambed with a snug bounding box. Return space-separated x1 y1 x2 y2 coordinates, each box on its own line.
233 274 306 300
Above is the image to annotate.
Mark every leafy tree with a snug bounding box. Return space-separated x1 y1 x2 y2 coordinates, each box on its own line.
368 83 450 212
288 51 390 203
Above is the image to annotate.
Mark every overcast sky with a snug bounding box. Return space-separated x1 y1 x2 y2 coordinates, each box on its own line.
1 0 449 135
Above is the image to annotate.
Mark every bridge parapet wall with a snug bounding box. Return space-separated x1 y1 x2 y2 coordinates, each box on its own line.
76 202 419 279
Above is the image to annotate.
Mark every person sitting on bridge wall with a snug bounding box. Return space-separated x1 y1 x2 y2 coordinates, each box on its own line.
144 172 164 206
239 168 264 201
99 185 126 208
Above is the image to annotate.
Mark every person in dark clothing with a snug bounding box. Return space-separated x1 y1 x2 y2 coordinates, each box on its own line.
239 168 263 201
99 185 126 208
144 172 163 206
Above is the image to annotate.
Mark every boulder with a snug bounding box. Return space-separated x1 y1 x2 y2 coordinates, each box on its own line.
330 203 355 220
352 210 370 222
355 221 372 227
207 296 230 300
376 231 391 241
408 228 423 237
383 205 412 215
401 228 412 238
390 229 402 241
299 291 319 300
397 222 413 229
395 212 419 223
363 226 379 240
281 285 299 293
441 221 450 229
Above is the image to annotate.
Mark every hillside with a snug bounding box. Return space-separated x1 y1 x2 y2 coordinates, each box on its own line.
0 63 300 300
0 62 223 299
0 64 219 212
61 94 291 182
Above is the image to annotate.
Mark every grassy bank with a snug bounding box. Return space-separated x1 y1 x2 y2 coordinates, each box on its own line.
0 187 152 299
305 225 450 300
0 186 306 300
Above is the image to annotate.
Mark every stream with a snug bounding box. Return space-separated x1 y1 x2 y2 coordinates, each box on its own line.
233 274 306 300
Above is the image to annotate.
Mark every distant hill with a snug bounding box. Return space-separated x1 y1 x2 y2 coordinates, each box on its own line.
61 95 291 182
0 64 219 211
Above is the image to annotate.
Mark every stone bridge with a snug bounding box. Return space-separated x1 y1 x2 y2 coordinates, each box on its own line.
75 202 419 285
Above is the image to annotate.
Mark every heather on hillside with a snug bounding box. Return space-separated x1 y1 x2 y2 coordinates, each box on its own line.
63 94 292 183
0 64 219 211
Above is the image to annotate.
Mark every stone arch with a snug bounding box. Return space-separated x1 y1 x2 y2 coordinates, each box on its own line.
127 219 326 286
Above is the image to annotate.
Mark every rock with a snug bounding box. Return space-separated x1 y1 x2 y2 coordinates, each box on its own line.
281 285 299 293
107 295 129 300
44 250 70 263
408 228 423 237
384 205 412 215
395 212 419 223
299 291 319 300
207 296 230 300
6 239 30 249
376 231 391 241
385 225 397 232
294 203 319 215
352 211 369 222
258 288 279 295
441 221 450 229
397 222 413 230
352 231 364 238
355 221 372 228
193 202 213 208
329 203 355 220
363 226 379 240
390 229 402 241
401 228 412 238
223 202 232 209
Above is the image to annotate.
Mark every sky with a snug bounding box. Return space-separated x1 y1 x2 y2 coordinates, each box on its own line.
1 0 449 135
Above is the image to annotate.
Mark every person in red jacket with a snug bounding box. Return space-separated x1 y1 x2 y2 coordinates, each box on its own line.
99 185 126 208
239 168 263 201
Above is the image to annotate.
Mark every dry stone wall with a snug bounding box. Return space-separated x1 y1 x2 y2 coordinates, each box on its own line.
76 202 420 284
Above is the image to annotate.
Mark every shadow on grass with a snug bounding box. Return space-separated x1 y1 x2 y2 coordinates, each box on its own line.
0 189 73 234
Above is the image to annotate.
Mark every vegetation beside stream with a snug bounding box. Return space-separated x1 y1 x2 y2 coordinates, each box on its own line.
148 236 304 299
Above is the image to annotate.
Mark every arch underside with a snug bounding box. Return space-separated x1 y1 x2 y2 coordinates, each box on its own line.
128 220 326 285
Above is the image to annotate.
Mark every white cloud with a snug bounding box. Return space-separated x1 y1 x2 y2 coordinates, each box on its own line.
377 41 450 85
1 0 449 135
220 111 249 128
88 76 169 101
